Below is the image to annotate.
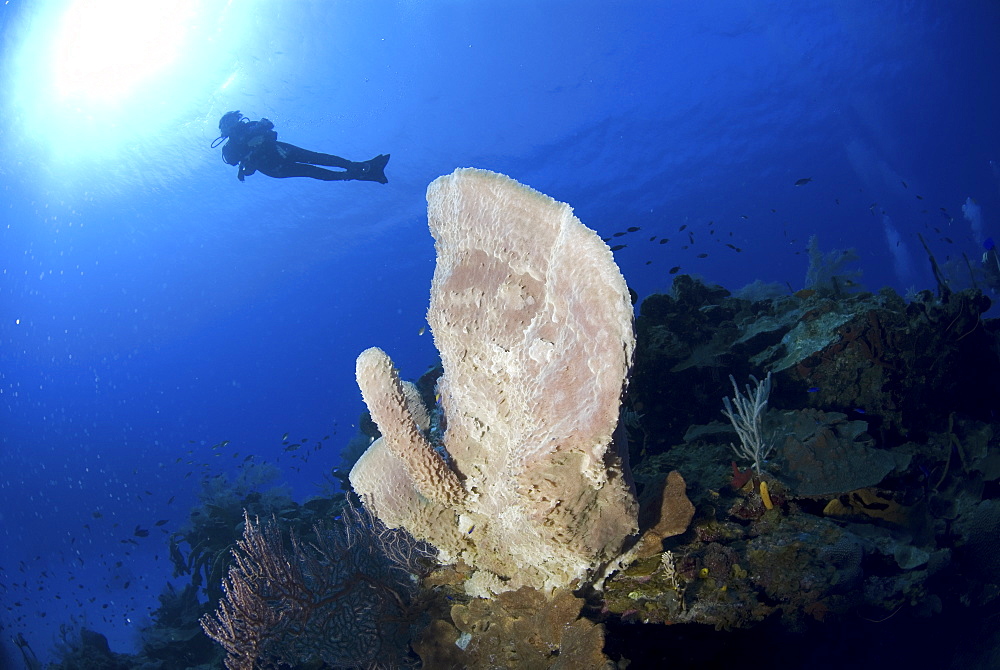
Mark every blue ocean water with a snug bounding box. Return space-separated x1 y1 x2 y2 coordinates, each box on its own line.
1 0 998 664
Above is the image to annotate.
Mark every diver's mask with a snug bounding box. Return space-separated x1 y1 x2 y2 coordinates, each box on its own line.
211 111 244 148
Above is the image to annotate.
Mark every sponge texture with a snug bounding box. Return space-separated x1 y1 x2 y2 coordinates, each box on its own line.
350 169 638 594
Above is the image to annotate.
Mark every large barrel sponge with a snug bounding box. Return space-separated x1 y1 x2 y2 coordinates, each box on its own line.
350 168 638 595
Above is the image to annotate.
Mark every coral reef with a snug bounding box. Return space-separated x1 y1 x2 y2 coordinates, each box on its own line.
36 204 1000 670
772 408 902 496
139 583 216 666
350 168 639 595
200 503 426 670
46 628 134 670
414 587 614 669
171 462 293 603
630 273 998 453
631 471 696 559
585 271 1000 666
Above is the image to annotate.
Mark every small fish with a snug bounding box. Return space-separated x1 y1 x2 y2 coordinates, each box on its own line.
807 387 820 393
794 177 812 186
649 236 657 242
281 432 289 442
740 215 748 220
418 326 426 336
696 253 708 258
725 244 742 252
943 237 953 244
916 195 923 200
154 520 169 527
284 443 301 452
668 266 681 274
627 226 640 232
853 408 866 414
901 180 908 188
658 238 669 245
679 224 687 232
610 244 626 251
613 231 627 237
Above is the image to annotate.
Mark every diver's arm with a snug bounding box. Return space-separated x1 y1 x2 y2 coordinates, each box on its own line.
238 143 263 181
237 161 257 181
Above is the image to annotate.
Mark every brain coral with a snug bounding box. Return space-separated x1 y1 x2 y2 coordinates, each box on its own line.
350 168 638 595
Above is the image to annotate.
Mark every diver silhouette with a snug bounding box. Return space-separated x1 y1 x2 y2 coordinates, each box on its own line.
212 111 389 184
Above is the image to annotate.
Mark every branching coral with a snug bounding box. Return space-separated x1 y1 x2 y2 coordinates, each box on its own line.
200 503 422 669
722 372 774 474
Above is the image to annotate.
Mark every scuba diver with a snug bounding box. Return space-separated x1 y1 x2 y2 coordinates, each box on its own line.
212 111 390 184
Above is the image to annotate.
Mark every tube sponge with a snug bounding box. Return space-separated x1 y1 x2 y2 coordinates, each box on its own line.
350 168 638 595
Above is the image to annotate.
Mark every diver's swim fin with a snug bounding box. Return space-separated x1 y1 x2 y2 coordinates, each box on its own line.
350 154 390 184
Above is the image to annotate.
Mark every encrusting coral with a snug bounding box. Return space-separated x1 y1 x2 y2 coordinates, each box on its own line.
414 587 614 669
350 168 639 596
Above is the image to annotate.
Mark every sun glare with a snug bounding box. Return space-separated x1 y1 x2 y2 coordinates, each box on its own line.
5 0 258 169
51 0 194 106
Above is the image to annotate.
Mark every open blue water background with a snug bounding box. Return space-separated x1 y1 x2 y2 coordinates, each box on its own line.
1 0 998 662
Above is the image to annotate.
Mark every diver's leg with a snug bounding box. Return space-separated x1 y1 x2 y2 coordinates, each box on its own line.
258 163 351 181
276 142 352 169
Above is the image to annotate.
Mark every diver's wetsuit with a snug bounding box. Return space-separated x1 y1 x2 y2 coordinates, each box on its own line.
254 143 354 180
222 118 388 183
